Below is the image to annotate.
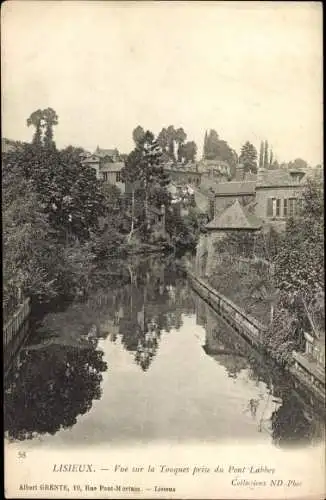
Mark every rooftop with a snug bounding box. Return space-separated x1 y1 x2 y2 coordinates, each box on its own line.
206 199 262 230
95 147 119 158
257 168 305 187
213 180 256 196
100 161 125 172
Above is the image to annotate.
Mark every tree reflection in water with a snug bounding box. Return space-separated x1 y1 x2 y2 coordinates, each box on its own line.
4 342 107 441
100 256 195 371
198 298 325 447
271 394 325 448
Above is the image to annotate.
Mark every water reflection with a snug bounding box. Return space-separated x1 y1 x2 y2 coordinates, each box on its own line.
4 340 107 441
88 256 195 371
197 298 325 448
4 256 325 447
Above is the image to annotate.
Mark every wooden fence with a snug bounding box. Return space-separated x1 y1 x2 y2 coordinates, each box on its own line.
4 297 31 375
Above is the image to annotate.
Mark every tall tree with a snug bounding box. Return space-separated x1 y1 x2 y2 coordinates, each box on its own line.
122 130 170 240
132 126 145 146
181 141 197 163
239 141 258 174
157 128 168 152
269 149 274 168
263 140 269 168
203 130 208 159
259 141 264 168
205 129 219 160
166 125 176 160
27 109 44 146
174 127 187 162
42 108 58 149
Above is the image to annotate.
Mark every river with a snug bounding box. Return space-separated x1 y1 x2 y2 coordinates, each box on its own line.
4 255 325 450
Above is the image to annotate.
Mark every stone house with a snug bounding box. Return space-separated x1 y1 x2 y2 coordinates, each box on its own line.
196 199 262 276
211 166 306 230
164 163 202 187
80 148 126 192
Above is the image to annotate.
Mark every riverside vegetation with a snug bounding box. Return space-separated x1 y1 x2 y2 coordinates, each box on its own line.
207 176 324 365
2 109 206 315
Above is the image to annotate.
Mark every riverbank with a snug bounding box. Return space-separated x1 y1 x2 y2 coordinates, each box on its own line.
187 270 325 406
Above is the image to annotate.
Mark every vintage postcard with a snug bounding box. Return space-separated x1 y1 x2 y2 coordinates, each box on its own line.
2 1 324 499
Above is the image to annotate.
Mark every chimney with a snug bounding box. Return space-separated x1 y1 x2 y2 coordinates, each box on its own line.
235 163 245 181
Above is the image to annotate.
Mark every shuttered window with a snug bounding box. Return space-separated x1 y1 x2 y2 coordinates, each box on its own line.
289 198 296 216
267 198 274 216
276 199 281 216
283 199 288 217
116 172 121 182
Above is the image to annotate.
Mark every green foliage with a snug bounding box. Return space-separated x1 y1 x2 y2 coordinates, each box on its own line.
259 141 264 168
239 141 258 174
27 107 58 148
274 178 324 304
3 143 106 241
288 158 308 170
203 129 238 177
132 125 145 145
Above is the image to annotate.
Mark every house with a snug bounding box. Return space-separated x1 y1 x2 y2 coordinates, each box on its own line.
164 163 202 187
80 148 126 192
211 165 306 230
255 167 305 229
198 159 230 179
94 146 120 162
197 200 262 276
100 161 125 191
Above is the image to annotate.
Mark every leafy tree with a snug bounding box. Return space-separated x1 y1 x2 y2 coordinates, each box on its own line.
175 127 187 162
288 158 308 170
273 177 324 347
166 125 176 160
43 108 58 149
203 129 237 177
181 141 197 163
122 130 170 242
157 127 168 152
204 129 219 159
239 141 258 174
26 108 58 148
27 109 44 146
132 125 145 146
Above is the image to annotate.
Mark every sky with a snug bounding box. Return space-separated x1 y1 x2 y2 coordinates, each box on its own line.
1 1 323 165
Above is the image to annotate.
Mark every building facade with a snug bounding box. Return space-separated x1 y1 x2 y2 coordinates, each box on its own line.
80 148 126 192
212 166 306 230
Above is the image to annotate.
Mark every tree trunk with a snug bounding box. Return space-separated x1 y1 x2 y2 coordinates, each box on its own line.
270 303 274 324
127 189 135 243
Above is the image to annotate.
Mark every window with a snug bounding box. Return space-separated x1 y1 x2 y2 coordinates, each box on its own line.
103 172 108 181
283 199 288 217
116 172 121 182
276 199 281 217
288 198 296 217
267 198 275 217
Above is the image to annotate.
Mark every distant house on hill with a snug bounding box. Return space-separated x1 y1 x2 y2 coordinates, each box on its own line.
164 162 202 187
94 146 120 162
80 147 125 192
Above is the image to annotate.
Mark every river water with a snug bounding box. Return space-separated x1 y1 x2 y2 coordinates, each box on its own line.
4 256 325 450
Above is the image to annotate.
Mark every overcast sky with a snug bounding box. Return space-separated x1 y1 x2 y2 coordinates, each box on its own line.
1 1 323 165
